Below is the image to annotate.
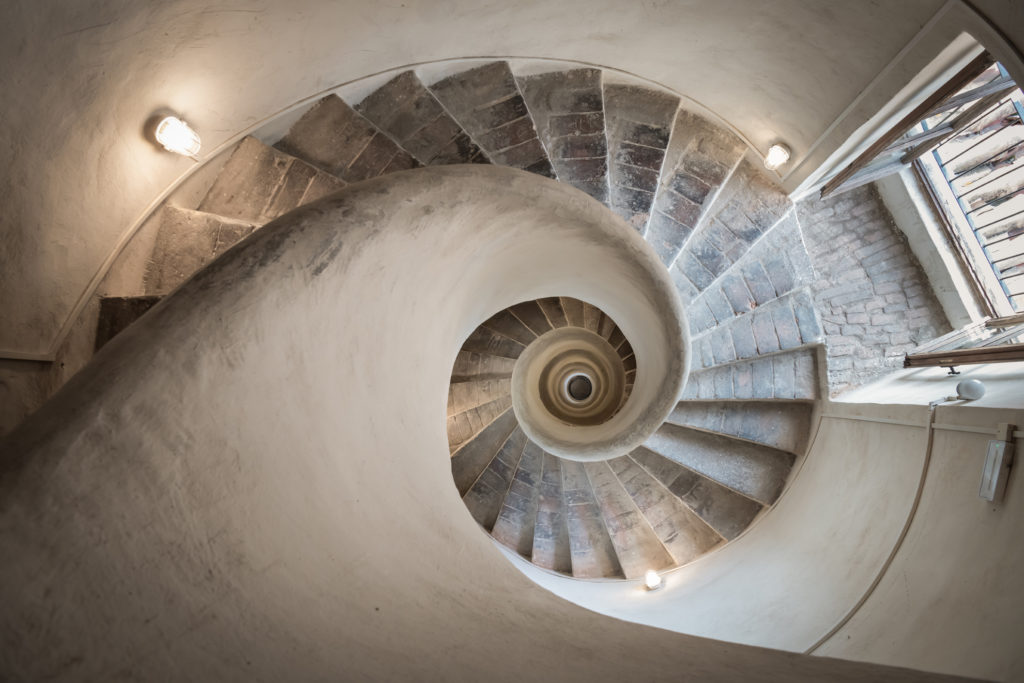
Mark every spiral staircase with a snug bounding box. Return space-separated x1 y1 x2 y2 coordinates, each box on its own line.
98 61 823 583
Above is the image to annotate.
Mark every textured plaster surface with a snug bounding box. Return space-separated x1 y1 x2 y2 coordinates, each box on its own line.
509 404 929 651
0 167 975 682
817 403 1024 682
0 0 947 356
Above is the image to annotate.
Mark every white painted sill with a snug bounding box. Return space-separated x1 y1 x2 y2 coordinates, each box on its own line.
875 167 993 328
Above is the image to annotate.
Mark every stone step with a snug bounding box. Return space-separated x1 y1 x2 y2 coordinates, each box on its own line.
603 83 679 232
682 346 819 402
645 109 747 266
665 400 813 456
615 334 635 362
671 159 793 302
689 288 823 372
144 207 258 296
197 136 345 224
449 350 517 384
608 454 724 561
94 296 161 351
507 300 553 337
581 302 604 334
462 426 529 530
536 297 569 329
355 70 488 166
274 94 418 183
459 327 526 360
597 312 617 341
447 394 514 456
450 407 518 492
429 62 554 177
684 212 815 333
628 448 764 541
585 460 675 578
642 423 796 505
532 452 573 574
561 460 623 579
491 440 545 555
559 296 586 328
447 377 513 418
518 68 609 203
480 309 538 347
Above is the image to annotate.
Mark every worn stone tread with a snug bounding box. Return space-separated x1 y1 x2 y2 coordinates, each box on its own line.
356 70 488 166
447 395 514 455
198 136 345 224
518 68 608 202
532 453 573 573
610 454 724 562
481 309 538 346
585 460 674 577
603 84 679 232
643 423 795 505
460 327 526 360
274 94 418 183
492 441 545 555
666 400 813 455
449 351 517 383
689 289 823 371
450 408 518 493
508 300 553 336
628 448 763 541
145 207 258 296
561 460 623 578
646 109 746 266
448 377 513 417
536 297 569 328
682 346 819 401
429 62 554 177
463 427 529 529
672 159 793 300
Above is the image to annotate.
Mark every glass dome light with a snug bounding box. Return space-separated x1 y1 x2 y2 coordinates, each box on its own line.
764 143 791 171
643 569 663 591
154 116 201 159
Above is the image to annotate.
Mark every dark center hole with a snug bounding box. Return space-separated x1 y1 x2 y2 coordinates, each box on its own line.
567 375 593 401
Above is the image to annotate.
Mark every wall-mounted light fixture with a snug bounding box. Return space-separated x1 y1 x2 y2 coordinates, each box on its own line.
643 569 663 591
152 115 201 160
763 143 791 171
981 422 1014 503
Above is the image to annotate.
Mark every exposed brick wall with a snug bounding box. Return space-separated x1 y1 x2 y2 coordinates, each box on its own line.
796 185 950 394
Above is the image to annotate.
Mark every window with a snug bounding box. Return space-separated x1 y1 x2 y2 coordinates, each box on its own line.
819 52 1024 315
916 63 1024 314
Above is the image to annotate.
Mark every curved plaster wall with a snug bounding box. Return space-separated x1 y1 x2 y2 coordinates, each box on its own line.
0 0 955 358
503 403 932 651
0 166 951 682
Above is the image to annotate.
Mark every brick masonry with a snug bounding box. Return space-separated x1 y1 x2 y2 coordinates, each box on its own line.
796 185 951 394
